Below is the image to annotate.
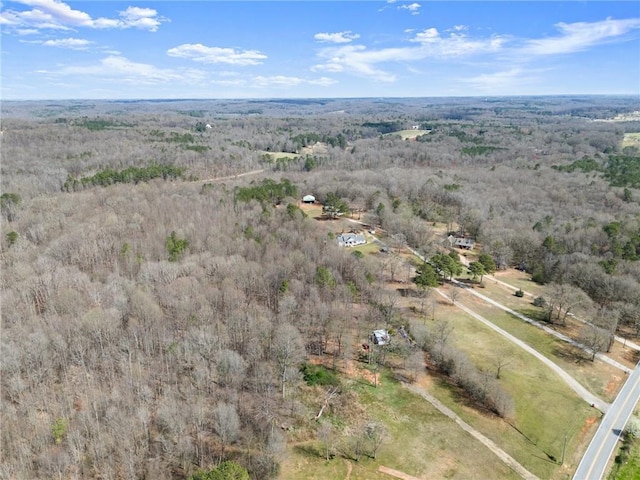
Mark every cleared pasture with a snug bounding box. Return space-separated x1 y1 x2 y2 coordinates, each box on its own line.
279 371 522 480
394 293 597 479
438 284 625 402
385 129 431 140
622 132 640 148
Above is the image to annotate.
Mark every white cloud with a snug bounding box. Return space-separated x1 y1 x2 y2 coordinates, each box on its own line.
308 77 337 87
17 0 93 27
398 3 421 15
410 28 505 55
38 55 203 85
313 17 639 86
413 28 439 43
310 18 638 85
16 28 40 35
0 0 167 32
115 6 164 31
252 75 337 88
462 68 527 93
253 75 304 87
210 78 247 87
312 44 401 82
521 17 640 55
314 31 360 44
41 37 92 49
312 28 505 82
167 43 267 66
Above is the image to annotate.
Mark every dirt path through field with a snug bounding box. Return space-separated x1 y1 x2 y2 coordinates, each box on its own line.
404 383 541 480
345 459 353 480
198 168 264 183
378 465 423 480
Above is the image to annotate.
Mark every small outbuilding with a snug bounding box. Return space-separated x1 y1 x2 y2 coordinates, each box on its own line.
371 329 391 346
455 238 475 249
302 194 316 204
451 236 475 250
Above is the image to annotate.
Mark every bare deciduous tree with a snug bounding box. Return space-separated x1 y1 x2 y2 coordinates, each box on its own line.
273 324 306 399
578 323 610 362
213 402 241 460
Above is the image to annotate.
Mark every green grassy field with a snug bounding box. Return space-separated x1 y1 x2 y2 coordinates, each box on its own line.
260 151 301 159
384 129 430 140
403 298 598 478
426 374 595 480
608 430 640 480
279 371 522 480
490 271 547 298
622 132 640 149
439 285 624 402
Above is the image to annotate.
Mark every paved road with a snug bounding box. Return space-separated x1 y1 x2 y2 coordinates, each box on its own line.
572 361 640 480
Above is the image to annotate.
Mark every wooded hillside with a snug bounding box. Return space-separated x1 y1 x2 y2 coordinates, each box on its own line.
2 96 639 479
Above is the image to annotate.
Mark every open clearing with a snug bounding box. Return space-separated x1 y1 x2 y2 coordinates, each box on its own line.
439 283 626 402
279 371 522 480
623 132 640 149
281 200 630 480
395 286 602 478
385 129 431 140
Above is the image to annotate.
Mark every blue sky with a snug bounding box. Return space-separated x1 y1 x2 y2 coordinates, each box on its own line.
1 1 639 100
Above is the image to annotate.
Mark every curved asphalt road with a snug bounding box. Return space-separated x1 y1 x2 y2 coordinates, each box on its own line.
572 361 640 480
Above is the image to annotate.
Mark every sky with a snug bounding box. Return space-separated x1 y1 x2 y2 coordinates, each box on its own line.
1 1 639 100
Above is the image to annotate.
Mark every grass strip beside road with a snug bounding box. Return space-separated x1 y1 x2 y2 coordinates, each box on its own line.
414 297 599 479
441 284 624 402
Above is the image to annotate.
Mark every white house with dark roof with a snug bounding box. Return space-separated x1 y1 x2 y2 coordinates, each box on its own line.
454 237 475 249
447 235 476 250
337 233 366 247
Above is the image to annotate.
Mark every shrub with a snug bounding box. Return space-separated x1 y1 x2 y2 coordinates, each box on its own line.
51 418 68 445
166 231 189 262
189 461 249 480
514 289 524 298
6 231 18 247
300 363 339 386
533 296 547 307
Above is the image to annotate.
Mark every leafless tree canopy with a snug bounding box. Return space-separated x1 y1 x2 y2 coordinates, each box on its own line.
1 96 639 478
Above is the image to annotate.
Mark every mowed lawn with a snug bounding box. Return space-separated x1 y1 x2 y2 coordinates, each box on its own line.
384 129 431 140
490 269 547 297
279 371 522 480
417 300 600 479
454 278 640 372
439 283 625 402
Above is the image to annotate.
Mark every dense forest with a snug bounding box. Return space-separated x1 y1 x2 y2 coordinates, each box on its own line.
1 96 640 480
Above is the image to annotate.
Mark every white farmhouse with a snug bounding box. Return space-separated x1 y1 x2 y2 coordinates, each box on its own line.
337 233 366 247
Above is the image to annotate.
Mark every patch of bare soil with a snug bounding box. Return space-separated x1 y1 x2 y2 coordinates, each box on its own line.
344 459 353 480
378 465 423 480
605 375 623 398
493 268 533 282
